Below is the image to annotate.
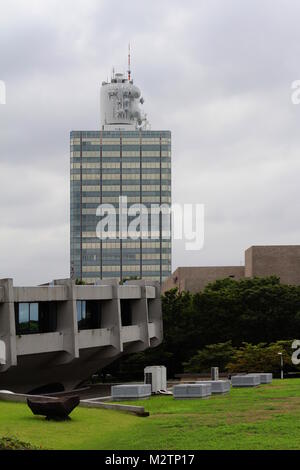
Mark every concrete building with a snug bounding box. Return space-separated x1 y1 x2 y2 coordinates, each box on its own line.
0 278 162 393
162 245 300 293
245 245 300 285
70 67 172 285
162 266 245 293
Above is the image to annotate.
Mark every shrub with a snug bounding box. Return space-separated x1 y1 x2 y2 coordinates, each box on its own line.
0 436 39 450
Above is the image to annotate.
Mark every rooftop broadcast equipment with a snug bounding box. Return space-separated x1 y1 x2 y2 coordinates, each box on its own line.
100 44 149 131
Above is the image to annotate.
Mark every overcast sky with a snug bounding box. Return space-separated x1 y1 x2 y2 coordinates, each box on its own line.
1 0 300 285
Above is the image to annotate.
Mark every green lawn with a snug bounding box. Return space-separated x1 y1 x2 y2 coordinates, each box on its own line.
1 379 300 449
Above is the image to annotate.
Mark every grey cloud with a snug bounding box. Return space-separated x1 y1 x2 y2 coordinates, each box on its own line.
1 0 300 284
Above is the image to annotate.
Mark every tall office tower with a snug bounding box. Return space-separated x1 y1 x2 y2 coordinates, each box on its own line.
70 66 172 284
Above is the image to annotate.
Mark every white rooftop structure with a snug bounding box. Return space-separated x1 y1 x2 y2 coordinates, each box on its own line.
100 53 149 131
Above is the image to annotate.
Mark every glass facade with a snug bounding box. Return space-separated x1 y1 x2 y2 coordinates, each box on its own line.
70 130 172 284
76 300 102 330
15 302 57 335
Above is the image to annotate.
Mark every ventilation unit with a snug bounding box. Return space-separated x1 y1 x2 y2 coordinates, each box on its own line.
144 366 167 394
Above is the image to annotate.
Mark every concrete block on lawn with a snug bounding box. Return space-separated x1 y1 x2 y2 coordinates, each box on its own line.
111 384 151 401
247 373 272 384
173 383 212 399
257 373 273 384
231 374 261 388
198 380 231 394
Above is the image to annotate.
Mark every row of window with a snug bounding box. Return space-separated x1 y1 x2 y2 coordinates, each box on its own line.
81 253 170 261
82 231 171 242
76 300 101 330
81 198 171 207
15 300 152 335
71 144 170 150
70 139 171 145
72 170 171 176
83 264 170 273
83 192 170 199
82 273 170 281
71 174 170 181
84 241 171 248
75 248 171 255
71 159 171 167
71 162 171 169
73 252 171 260
81 185 170 192
78 207 171 215
83 276 162 283
82 243 171 249
87 195 170 202
70 130 171 138
71 151 171 158
15 302 57 335
72 176 171 183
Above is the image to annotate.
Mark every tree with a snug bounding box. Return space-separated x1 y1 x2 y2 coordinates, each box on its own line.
226 340 298 374
183 341 236 373
193 276 300 347
106 277 300 379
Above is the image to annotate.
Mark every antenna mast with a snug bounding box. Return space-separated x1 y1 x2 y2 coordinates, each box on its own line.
128 43 131 81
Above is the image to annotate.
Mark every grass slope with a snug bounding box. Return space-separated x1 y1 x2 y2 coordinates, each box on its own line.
1 379 300 450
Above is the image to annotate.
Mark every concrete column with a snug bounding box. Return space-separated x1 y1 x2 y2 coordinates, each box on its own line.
125 280 154 352
54 279 79 364
96 279 122 355
0 279 17 371
145 281 163 347
131 283 150 352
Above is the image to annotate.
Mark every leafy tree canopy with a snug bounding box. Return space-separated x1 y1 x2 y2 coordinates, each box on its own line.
107 277 300 378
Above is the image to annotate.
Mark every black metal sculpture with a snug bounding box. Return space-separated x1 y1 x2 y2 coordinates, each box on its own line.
27 395 80 421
